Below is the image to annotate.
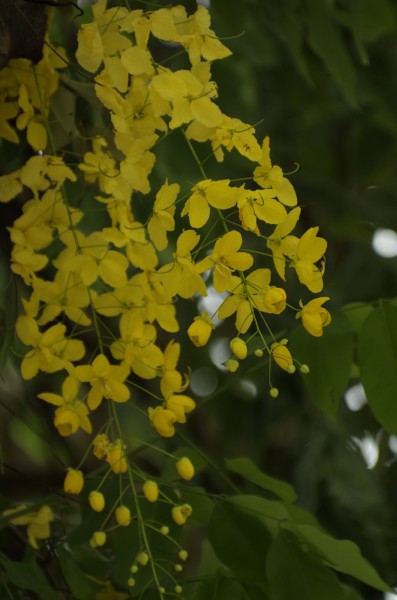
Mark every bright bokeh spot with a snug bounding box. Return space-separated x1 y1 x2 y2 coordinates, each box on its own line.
372 228 397 258
190 367 219 397
345 383 367 411
209 337 230 371
351 434 379 469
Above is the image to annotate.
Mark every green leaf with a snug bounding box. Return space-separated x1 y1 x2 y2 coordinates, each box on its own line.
306 0 358 107
295 524 391 591
267 529 348 600
191 577 249 600
0 557 55 600
57 549 99 600
359 302 397 434
208 499 272 583
291 312 353 417
228 495 290 537
225 457 297 503
341 302 374 334
180 485 214 525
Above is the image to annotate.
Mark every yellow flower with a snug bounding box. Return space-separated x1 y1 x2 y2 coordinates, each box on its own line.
115 506 131 527
230 338 247 360
159 230 207 299
160 340 188 398
4 504 54 549
89 491 105 512
16 317 84 380
181 179 238 228
171 504 192 526
297 297 331 337
143 480 159 503
106 440 128 474
271 340 295 373
90 531 107 548
165 394 196 424
147 180 179 250
292 227 327 293
197 230 253 293
149 406 177 437
176 457 195 480
64 469 84 495
262 287 287 314
187 311 214 347
93 434 110 459
253 137 297 206
38 376 91 437
74 354 130 411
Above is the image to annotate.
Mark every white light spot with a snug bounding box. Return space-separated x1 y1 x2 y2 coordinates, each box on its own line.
372 228 397 258
198 285 227 326
384 591 397 599
197 0 211 7
351 434 379 469
239 379 257 400
388 435 397 454
190 367 218 397
209 337 229 371
345 383 366 411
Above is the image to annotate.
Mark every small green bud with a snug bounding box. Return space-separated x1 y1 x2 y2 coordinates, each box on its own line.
270 387 279 398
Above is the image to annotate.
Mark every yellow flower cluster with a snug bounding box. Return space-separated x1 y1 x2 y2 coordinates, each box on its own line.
0 0 331 590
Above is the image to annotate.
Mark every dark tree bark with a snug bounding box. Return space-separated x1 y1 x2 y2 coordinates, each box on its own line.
0 0 47 68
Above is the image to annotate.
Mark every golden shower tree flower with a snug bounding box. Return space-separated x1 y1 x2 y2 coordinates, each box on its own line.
38 376 91 436
74 354 130 411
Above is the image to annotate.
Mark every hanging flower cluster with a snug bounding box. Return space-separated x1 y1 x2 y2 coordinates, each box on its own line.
0 1 330 596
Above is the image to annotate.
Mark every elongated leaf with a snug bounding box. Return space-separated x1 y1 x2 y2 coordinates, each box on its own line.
291 312 353 417
225 457 297 503
306 0 358 107
267 530 348 600
295 524 391 591
359 302 397 434
0 557 55 600
208 499 272 583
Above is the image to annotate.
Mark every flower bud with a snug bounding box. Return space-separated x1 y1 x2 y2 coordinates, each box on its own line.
254 349 263 357
176 457 195 481
178 550 188 561
90 531 106 548
160 525 170 535
137 552 149 566
64 469 84 495
300 364 310 374
88 491 105 512
115 505 131 526
271 341 294 372
172 504 192 526
269 387 279 398
130 564 138 574
107 441 128 473
128 578 136 587
143 480 159 502
225 358 239 373
92 434 110 459
187 312 214 347
175 564 183 572
230 337 247 360
175 585 183 594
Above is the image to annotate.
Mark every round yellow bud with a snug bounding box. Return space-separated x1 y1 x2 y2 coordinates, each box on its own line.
143 480 159 503
92 433 110 459
254 349 263 357
90 531 106 548
187 313 214 347
128 578 136 587
269 388 279 398
130 564 138 574
137 552 149 566
230 338 247 360
115 505 131 527
300 364 310 374
176 457 195 481
88 491 105 512
64 469 84 495
175 585 183 594
160 525 170 535
271 341 294 372
225 359 239 373
175 564 183 572
178 550 188 561
172 504 192 526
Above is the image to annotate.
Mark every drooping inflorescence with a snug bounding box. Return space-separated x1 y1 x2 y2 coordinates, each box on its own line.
0 1 330 596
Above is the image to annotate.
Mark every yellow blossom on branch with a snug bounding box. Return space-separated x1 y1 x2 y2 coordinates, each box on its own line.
74 354 130 411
